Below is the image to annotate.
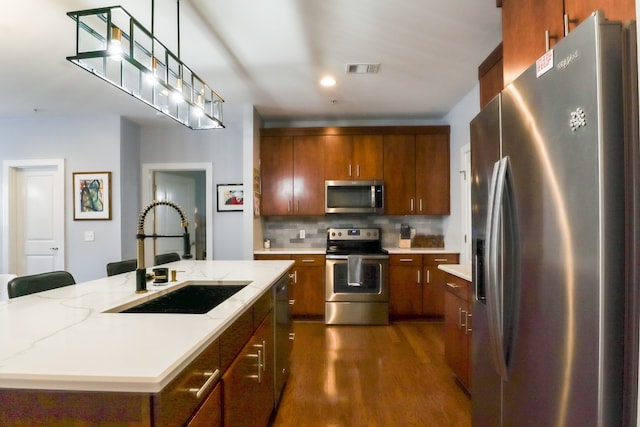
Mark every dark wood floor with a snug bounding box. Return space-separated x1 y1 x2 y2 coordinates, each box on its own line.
271 320 471 427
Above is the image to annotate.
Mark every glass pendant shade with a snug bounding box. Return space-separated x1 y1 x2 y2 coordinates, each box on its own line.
66 6 224 130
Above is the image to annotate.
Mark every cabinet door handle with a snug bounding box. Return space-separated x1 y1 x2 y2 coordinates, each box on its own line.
349 164 352 177
417 270 421 284
426 270 430 284
293 270 298 284
460 309 467 330
296 200 300 212
399 258 414 262
257 350 263 383
356 164 360 177
434 258 448 262
301 259 315 263
419 199 423 212
289 332 296 340
188 369 220 399
410 198 414 212
446 282 460 289
545 30 558 51
563 13 578 37
466 313 473 334
289 299 295 305
287 200 291 213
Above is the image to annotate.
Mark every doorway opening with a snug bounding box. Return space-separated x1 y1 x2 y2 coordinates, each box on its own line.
141 163 213 263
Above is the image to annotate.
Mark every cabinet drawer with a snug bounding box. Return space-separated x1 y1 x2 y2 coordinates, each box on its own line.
292 254 325 267
444 274 471 302
253 289 274 329
219 310 253 371
423 253 459 265
390 255 422 266
153 338 221 427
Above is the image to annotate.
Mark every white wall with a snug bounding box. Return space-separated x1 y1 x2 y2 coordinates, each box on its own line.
0 115 126 282
139 106 246 260
442 84 481 264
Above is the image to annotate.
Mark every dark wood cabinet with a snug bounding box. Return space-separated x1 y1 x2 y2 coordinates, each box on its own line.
479 43 503 109
187 382 222 427
255 254 325 318
293 136 325 215
260 135 325 215
260 136 293 216
383 134 416 215
384 133 450 215
416 134 450 215
291 254 325 317
223 311 274 427
261 126 450 217
502 0 635 86
389 255 423 315
444 273 472 390
324 134 383 180
389 253 459 318
422 254 460 317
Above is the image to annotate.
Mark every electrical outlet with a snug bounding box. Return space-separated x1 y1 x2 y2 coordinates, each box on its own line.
84 231 95 241
299 230 305 239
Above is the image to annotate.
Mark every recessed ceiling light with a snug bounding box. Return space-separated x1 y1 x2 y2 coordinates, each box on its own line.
320 76 336 87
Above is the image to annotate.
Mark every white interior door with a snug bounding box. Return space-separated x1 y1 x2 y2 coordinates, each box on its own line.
3 160 65 275
154 172 196 259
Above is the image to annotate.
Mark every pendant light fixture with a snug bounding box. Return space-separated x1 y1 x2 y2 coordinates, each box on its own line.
66 1 224 129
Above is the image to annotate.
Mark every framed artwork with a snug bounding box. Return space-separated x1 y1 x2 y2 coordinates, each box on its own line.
217 184 244 212
73 171 112 220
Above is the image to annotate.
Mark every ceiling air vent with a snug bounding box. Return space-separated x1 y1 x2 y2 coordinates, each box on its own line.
346 63 380 74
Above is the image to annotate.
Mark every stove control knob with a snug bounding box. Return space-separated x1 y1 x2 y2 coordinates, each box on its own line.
337 232 342 237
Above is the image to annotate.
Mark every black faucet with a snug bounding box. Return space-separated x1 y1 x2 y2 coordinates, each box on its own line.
135 200 192 293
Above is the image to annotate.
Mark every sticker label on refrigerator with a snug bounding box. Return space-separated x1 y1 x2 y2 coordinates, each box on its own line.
536 50 554 78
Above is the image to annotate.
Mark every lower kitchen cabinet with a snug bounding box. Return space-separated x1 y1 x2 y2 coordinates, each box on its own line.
186 382 222 427
223 311 275 427
443 273 472 390
389 253 459 318
423 254 459 317
255 254 325 318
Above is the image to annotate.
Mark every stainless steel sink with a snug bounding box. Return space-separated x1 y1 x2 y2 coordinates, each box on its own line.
108 281 250 314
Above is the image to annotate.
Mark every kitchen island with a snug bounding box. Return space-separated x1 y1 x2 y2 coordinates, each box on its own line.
0 259 293 426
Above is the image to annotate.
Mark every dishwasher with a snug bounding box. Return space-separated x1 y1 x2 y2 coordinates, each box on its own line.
273 272 293 405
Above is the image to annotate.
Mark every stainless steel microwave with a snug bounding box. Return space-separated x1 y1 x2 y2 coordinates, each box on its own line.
325 180 384 214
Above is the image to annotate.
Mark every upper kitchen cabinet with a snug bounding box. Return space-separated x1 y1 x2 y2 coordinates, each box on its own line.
502 0 635 86
383 128 450 215
260 135 325 215
324 135 383 180
479 43 503 109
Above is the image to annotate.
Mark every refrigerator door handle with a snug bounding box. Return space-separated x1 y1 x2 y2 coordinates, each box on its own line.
485 156 519 379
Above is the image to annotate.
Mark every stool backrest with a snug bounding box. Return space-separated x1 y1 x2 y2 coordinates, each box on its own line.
8 271 76 299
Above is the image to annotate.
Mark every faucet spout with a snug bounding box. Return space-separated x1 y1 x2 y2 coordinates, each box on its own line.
136 200 191 293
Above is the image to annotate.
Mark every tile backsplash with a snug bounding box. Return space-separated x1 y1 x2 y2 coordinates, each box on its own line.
262 215 444 249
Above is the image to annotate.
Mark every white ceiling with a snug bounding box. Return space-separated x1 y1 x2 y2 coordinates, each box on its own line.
0 0 502 126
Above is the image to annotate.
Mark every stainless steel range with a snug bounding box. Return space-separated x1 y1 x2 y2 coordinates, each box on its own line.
325 227 389 325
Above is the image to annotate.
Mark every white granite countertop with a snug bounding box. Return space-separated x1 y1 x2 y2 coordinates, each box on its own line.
438 264 472 281
0 260 293 394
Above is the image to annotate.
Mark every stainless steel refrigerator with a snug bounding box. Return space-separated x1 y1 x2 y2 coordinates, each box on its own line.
470 11 639 426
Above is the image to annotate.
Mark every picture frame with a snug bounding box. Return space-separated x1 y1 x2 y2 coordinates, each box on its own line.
73 171 112 220
217 184 244 212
